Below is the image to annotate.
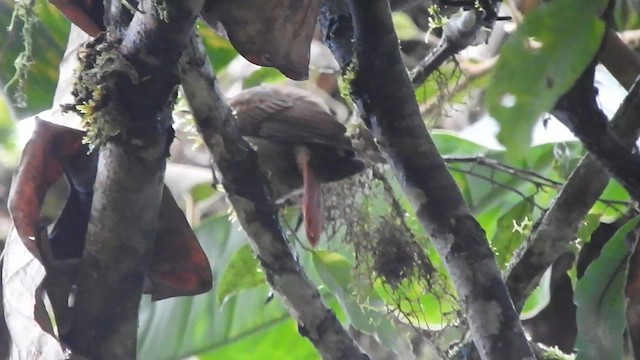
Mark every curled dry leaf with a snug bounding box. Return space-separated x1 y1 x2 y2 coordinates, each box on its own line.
48 0 105 37
201 0 322 80
148 187 213 300
8 119 84 261
7 18 213 301
9 118 211 302
2 228 70 360
49 0 321 80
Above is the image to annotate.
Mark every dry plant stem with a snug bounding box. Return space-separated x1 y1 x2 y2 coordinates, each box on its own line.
343 0 533 359
178 32 368 360
506 76 640 312
63 1 204 358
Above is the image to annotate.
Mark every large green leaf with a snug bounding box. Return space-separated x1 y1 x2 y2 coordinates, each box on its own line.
197 319 319 360
432 132 581 216
486 0 607 159
138 216 312 360
574 216 640 360
312 251 352 294
520 266 551 320
432 131 491 157
217 244 266 303
312 251 404 350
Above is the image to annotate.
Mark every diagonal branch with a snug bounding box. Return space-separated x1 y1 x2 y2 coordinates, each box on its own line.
62 1 205 358
506 73 640 312
326 0 534 358
178 32 368 360
552 62 640 202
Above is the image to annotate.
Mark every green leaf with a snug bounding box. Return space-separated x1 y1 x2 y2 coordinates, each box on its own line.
138 215 302 360
199 24 239 73
312 250 352 295
243 67 287 88
197 318 319 360
190 183 217 203
217 245 266 303
491 199 534 268
447 140 579 214
373 278 458 330
312 251 405 350
574 216 640 360
0 93 17 164
486 0 607 159
577 213 604 244
520 266 551 320
591 180 630 223
392 12 423 40
432 131 491 156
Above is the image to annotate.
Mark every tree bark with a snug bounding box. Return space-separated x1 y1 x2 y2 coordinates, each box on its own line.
506 69 640 312
324 0 534 358
553 62 640 203
63 1 205 358
178 32 369 360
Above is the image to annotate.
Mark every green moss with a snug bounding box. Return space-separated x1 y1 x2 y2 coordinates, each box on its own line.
4 0 37 108
338 60 358 104
537 344 575 360
67 34 139 151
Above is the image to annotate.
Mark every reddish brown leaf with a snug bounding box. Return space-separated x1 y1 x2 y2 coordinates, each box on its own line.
201 0 322 80
147 187 213 300
9 117 211 303
50 0 321 80
8 119 84 261
49 0 105 37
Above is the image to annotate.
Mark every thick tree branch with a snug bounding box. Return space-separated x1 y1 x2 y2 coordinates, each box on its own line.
62 1 205 358
178 32 368 360
327 0 534 358
553 62 640 202
506 74 640 312
600 29 640 90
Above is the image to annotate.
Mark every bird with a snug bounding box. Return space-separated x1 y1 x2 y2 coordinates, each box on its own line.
229 85 365 247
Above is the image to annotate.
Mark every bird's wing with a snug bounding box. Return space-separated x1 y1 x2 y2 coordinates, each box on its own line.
229 86 353 150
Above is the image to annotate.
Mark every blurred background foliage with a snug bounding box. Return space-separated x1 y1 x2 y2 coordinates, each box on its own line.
0 0 638 359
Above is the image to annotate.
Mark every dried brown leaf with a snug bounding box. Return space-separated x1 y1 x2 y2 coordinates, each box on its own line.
201 0 321 80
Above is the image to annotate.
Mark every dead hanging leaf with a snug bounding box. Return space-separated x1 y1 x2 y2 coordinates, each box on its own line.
148 187 213 301
8 119 85 261
13 21 212 300
49 0 320 80
2 228 71 360
201 0 321 80
49 0 105 37
10 117 211 306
